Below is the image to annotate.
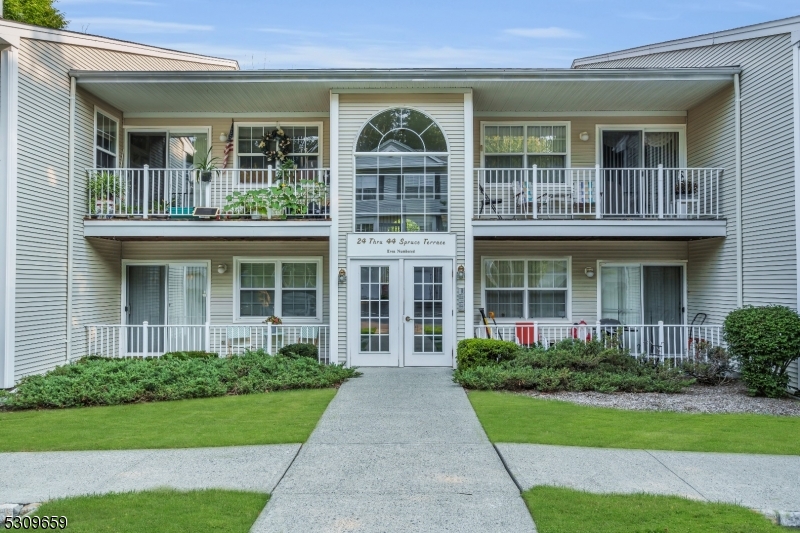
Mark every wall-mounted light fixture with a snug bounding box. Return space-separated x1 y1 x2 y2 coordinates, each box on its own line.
219 132 228 142
584 266 595 278
457 264 466 280
338 268 347 284
579 132 590 142
217 264 228 274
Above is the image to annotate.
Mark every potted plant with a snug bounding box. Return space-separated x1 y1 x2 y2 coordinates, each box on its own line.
86 170 123 218
223 188 272 220
264 315 282 325
674 174 698 197
270 182 307 219
194 148 220 183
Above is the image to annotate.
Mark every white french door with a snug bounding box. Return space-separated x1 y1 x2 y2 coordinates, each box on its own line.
349 259 453 367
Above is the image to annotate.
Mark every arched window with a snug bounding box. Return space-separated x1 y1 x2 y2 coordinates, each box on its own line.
355 108 449 232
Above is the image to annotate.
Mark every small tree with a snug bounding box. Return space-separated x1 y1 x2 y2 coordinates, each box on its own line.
723 305 800 397
3 0 67 30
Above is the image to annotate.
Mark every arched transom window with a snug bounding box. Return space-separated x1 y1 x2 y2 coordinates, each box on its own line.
355 108 449 232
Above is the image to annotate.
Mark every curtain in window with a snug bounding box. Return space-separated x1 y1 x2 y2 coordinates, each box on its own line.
600 266 642 324
644 132 680 168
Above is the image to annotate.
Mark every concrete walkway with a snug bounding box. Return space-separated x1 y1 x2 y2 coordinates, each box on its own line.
252 368 537 532
497 443 800 513
0 445 299 503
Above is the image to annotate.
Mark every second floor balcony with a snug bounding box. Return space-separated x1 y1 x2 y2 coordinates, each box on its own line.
473 166 726 239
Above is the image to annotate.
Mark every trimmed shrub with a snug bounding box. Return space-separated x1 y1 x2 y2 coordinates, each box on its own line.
456 338 520 370
724 305 800 397
161 351 219 360
681 342 731 386
277 343 319 360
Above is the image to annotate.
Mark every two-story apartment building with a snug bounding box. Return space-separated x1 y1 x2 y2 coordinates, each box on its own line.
1 15 798 390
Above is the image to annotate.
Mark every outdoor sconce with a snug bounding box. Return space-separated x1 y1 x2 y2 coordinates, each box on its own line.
584 266 595 278
217 264 228 274
338 268 347 284
457 264 466 280
219 132 228 142
579 132 590 142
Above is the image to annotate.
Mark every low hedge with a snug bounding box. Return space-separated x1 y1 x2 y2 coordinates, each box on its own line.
456 338 520 370
2 351 359 410
277 343 318 360
454 338 692 393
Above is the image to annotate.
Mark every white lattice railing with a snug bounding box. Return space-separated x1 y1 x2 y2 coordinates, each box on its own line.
473 321 724 363
86 167 330 219
475 165 722 220
84 324 331 364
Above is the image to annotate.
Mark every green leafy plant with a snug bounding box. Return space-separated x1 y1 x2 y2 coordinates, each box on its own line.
456 338 520 370
3 0 67 29
224 189 272 216
86 170 124 215
681 342 731 385
724 305 800 397
277 343 318 360
275 159 296 181
194 148 220 181
270 183 307 218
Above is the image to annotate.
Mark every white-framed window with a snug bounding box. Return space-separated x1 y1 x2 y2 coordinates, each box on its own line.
482 258 571 321
95 109 118 169
234 257 323 322
482 122 569 169
236 124 320 170
597 126 686 168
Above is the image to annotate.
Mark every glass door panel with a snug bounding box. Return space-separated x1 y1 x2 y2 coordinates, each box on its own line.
403 260 452 367
351 262 399 366
600 265 642 324
602 131 642 216
126 265 166 354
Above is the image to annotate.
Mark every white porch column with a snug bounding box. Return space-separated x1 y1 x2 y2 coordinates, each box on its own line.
0 45 18 388
329 91 340 365
463 91 474 347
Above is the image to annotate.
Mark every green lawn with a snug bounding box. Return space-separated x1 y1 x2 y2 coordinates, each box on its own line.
524 486 787 533
0 389 335 452
469 391 800 455
31 489 268 533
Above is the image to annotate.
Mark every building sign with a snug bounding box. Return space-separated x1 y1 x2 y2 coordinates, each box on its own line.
347 233 456 258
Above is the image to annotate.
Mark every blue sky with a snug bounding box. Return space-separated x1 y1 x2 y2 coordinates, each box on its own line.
61 0 799 68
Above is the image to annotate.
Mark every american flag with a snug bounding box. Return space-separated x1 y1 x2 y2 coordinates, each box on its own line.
222 121 234 169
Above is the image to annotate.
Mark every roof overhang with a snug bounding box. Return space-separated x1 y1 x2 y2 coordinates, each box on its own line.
71 67 740 115
472 219 727 240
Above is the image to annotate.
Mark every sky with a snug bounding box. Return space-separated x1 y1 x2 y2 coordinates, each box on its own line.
59 0 800 69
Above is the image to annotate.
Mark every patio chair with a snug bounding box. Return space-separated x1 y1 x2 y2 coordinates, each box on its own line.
226 326 251 355
478 184 503 219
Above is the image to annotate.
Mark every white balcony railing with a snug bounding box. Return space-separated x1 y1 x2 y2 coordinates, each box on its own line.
473 321 724 363
84 324 331 364
86 167 330 220
475 165 722 220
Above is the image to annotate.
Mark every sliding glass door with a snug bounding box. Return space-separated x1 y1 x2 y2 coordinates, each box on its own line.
600 264 683 325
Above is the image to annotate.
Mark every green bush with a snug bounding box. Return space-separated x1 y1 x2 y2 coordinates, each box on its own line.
161 351 219 360
724 306 800 397
277 343 319 360
680 342 731 386
456 339 520 370
3 351 359 410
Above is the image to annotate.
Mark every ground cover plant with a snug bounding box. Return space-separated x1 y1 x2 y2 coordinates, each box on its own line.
469 391 800 454
724 305 800 397
0 389 335 451
454 338 692 393
31 489 268 533
1 348 358 410
524 486 788 533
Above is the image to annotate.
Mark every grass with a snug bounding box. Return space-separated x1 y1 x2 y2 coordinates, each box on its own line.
524 486 788 533
469 391 800 455
0 389 335 452
32 489 268 533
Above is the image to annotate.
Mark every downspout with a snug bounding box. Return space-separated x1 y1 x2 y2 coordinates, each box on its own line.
66 76 76 363
734 72 743 308
792 38 800 314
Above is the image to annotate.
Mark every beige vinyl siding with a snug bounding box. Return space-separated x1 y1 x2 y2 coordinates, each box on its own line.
337 93 466 364
122 117 331 168
576 34 797 311
473 241 689 326
473 115 687 168
121 241 330 324
15 37 233 377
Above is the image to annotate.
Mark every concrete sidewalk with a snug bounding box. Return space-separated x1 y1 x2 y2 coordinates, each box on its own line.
0 445 299 503
497 443 800 513
252 368 537 532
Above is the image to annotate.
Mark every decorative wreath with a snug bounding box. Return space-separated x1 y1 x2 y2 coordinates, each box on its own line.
258 128 292 163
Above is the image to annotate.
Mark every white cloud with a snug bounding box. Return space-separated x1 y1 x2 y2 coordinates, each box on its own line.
504 27 583 39
68 18 212 34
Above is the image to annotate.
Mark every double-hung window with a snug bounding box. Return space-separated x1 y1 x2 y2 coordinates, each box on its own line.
236 258 322 321
483 258 570 320
237 125 320 170
483 123 568 170
95 110 118 169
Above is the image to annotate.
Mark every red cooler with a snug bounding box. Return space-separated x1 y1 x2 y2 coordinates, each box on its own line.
515 322 535 346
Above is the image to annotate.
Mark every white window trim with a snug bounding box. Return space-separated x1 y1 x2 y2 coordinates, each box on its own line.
233 121 324 169
94 106 119 168
594 124 688 168
120 260 212 325
480 121 572 168
122 126 213 167
595 260 688 325
233 256 324 324
480 256 572 323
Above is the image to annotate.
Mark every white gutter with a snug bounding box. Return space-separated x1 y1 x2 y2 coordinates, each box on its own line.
66 76 76 363
734 73 744 308
463 91 474 351
793 40 800 313
329 91 340 366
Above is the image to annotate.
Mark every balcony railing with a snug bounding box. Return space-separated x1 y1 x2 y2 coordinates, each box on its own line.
473 322 724 363
86 167 330 220
84 324 331 364
475 165 722 220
